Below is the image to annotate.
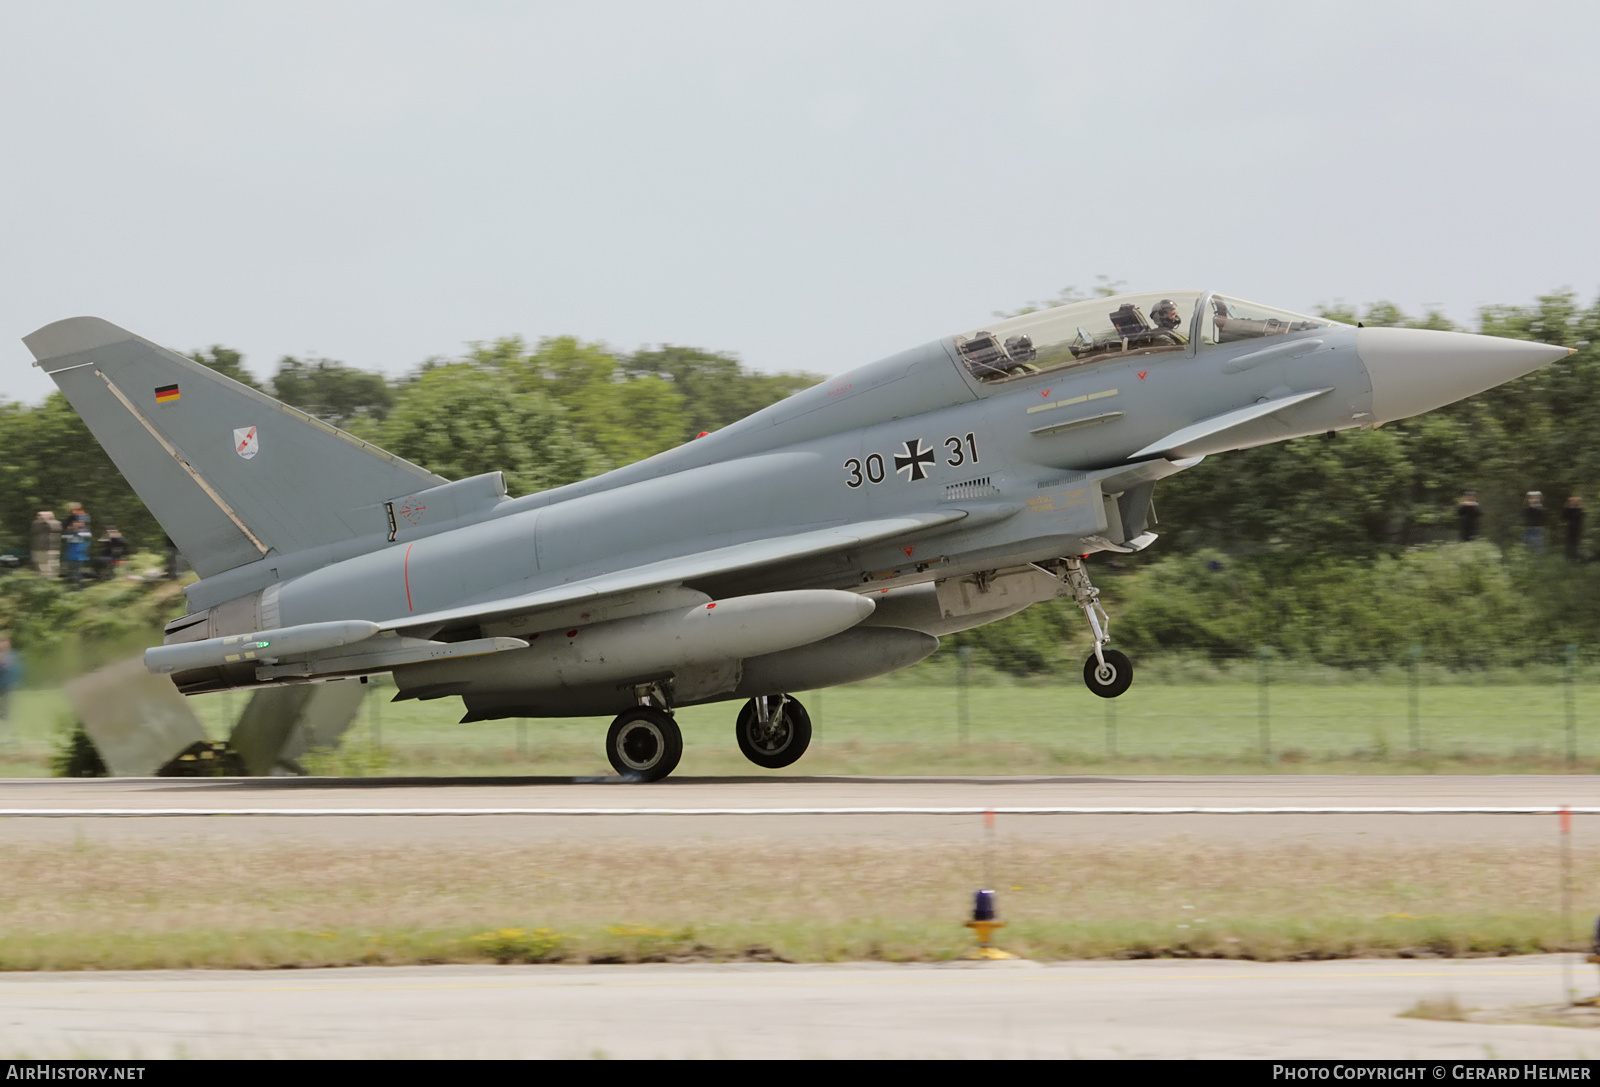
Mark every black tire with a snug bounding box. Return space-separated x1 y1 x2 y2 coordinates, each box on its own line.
1083 649 1133 698
605 707 683 782
735 695 812 769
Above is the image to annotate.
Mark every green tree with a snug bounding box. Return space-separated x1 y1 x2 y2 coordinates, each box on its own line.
0 394 159 552
272 356 394 427
187 346 262 391
1112 544 1534 665
996 275 1127 318
1157 427 1411 557
624 346 820 437
377 365 604 495
522 337 688 467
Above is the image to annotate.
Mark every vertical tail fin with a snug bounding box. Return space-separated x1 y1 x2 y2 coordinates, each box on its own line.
23 317 444 577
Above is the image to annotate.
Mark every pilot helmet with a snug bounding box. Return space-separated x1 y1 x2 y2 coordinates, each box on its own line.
1152 299 1182 330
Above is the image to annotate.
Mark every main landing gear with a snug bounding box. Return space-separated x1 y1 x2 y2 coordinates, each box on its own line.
605 705 683 782
604 693 814 781
735 694 812 769
1060 557 1134 698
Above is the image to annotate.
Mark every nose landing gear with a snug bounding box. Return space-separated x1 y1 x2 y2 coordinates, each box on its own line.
1059 557 1133 698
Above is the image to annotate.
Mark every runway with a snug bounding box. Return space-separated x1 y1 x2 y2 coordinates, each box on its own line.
0 774 1593 846
3 958 1597 1060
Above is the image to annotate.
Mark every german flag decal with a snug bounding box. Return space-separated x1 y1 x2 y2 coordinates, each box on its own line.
154 384 180 404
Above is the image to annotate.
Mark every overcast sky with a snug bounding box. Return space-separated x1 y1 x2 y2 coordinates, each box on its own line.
2 1 1596 404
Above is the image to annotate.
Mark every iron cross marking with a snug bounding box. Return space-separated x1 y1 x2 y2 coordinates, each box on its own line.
894 438 936 482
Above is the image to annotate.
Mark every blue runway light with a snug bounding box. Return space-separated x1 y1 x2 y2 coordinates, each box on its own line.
963 888 1015 959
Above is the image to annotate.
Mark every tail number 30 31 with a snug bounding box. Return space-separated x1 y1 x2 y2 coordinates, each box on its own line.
844 433 977 489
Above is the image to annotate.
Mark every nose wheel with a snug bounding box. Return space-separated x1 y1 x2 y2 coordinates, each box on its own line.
606 706 683 782
1083 648 1133 698
735 695 812 769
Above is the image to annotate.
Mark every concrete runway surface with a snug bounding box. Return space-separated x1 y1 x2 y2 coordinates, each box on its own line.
2 958 1598 1059
0 774 1595 846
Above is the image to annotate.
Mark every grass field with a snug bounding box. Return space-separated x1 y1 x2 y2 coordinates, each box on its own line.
4 665 1600 776
0 838 1590 969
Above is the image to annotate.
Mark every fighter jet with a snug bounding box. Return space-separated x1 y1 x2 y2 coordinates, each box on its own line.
23 290 1568 780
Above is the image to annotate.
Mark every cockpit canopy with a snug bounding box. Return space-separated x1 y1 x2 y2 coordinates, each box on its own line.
953 290 1336 384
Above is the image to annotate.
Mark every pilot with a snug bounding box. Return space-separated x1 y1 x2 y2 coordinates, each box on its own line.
1120 299 1187 351
1150 299 1188 345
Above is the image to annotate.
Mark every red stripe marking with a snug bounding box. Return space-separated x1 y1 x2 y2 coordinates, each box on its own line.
403 543 414 611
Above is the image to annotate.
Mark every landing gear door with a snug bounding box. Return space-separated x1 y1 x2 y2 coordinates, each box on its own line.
935 565 1064 621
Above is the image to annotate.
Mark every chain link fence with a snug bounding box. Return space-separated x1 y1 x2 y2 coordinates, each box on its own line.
909 642 1600 766
239 643 1600 772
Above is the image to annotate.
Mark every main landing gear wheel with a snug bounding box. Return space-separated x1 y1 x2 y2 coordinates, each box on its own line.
606 706 683 782
735 695 812 769
1083 649 1133 699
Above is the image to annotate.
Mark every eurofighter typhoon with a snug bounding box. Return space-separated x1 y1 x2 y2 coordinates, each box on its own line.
24 291 1567 780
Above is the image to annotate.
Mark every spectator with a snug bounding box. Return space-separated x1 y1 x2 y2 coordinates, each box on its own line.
1456 491 1481 542
96 527 129 581
1565 496 1586 563
29 511 60 579
63 523 92 586
0 636 20 746
1524 491 1547 553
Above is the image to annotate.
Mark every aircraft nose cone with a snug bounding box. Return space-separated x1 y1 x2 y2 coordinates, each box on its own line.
1358 326 1569 423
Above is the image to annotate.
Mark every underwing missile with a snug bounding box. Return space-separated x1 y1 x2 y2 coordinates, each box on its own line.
144 620 383 674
